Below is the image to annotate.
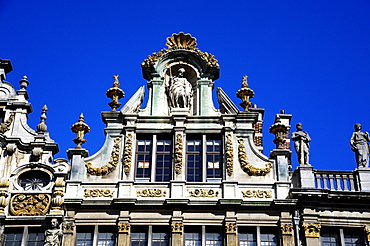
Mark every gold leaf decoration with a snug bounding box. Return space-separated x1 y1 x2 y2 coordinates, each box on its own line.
84 189 114 198
225 134 233 176
302 223 321 238
237 138 272 176
10 193 51 216
0 112 14 134
242 190 272 198
188 189 219 198
225 223 237 234
85 137 121 176
118 223 130 233
281 224 294 235
166 32 197 51
137 189 166 197
171 223 183 233
123 134 133 175
175 134 183 175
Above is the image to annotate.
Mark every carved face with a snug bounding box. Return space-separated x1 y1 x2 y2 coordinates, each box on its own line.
355 124 362 131
178 68 185 77
296 123 303 131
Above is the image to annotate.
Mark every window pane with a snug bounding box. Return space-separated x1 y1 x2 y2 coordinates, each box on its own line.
152 226 170 246
206 140 222 179
131 226 148 246
206 227 223 246
322 231 340 246
260 227 278 246
136 139 152 179
187 139 202 182
4 227 23 246
76 226 94 246
344 229 362 246
27 228 45 246
156 139 172 182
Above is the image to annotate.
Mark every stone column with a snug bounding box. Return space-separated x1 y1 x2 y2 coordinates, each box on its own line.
302 223 321 246
280 224 294 246
225 223 237 246
117 222 130 246
62 221 75 246
171 222 183 246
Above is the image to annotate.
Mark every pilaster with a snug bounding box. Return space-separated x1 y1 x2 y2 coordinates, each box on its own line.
67 148 89 180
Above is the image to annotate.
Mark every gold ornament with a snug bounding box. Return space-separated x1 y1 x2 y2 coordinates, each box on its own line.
225 134 233 176
106 75 125 111
236 75 254 112
123 134 133 175
302 223 321 238
71 114 90 149
137 189 166 197
242 190 272 198
84 189 114 198
175 134 183 175
10 194 51 216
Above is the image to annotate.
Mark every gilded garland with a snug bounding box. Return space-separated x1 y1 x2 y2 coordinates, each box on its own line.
237 138 272 176
10 193 51 216
141 33 219 68
175 134 183 175
0 112 15 134
225 134 233 176
85 137 121 176
123 134 133 175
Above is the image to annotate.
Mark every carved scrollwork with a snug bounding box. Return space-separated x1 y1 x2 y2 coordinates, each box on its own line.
0 190 9 214
281 224 294 235
171 223 183 233
85 137 121 176
51 177 65 214
0 112 14 134
63 221 75 234
364 226 370 242
188 189 219 197
84 189 114 198
225 223 237 234
123 134 133 175
175 134 183 175
226 134 233 176
137 189 166 197
10 193 51 216
302 223 321 238
118 223 130 233
242 190 272 198
237 138 272 176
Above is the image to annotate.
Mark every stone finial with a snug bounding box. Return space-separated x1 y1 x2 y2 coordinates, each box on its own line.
106 75 125 111
269 115 288 149
19 76 29 90
37 105 48 132
236 75 255 112
71 114 90 149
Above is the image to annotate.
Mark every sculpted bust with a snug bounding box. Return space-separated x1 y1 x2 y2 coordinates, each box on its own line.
44 219 63 246
168 68 193 108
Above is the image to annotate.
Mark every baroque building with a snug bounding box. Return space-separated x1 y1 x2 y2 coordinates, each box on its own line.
0 33 370 246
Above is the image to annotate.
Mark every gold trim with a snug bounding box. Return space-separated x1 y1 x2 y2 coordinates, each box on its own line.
237 138 272 176
242 190 272 198
281 224 294 235
225 134 233 176
86 137 121 176
189 189 219 198
106 75 125 111
302 223 321 238
171 223 183 233
175 134 183 175
84 189 114 198
364 226 370 242
10 194 51 216
123 134 133 175
225 223 237 234
118 223 130 233
63 222 75 234
137 189 166 197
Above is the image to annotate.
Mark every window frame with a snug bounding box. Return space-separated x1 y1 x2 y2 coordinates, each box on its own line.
184 226 224 246
76 225 116 246
131 225 170 246
3 226 45 246
321 227 364 246
238 226 279 246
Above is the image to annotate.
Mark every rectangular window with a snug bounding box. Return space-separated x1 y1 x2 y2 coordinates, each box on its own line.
239 227 278 246
76 226 94 246
156 139 172 182
27 228 45 246
321 228 364 246
206 227 223 246
136 139 152 180
239 227 257 246
131 226 169 246
187 139 202 182
97 227 116 246
4 227 23 246
4 227 45 246
76 225 116 246
185 226 223 246
206 140 221 179
321 232 340 246
185 226 202 246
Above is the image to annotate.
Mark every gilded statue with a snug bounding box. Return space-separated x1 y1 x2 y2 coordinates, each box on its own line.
350 123 370 168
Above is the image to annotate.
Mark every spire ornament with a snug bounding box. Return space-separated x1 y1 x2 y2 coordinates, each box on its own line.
71 114 90 149
269 116 288 149
19 75 29 90
236 75 255 112
106 75 125 111
37 105 48 133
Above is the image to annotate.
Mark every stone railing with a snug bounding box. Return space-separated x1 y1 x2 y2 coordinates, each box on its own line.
314 170 358 191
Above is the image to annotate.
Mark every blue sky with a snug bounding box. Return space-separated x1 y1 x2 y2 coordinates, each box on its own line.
1 0 369 171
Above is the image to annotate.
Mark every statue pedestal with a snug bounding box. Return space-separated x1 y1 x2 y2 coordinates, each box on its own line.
292 165 315 188
356 168 370 191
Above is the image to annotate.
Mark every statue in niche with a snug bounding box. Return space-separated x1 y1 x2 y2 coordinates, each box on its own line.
292 123 311 165
44 219 63 246
167 67 193 108
350 123 370 168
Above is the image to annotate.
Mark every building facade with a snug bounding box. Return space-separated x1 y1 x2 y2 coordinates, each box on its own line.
0 33 370 246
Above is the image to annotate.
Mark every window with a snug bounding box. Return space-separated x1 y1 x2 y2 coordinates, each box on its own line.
321 228 363 246
131 226 169 246
135 135 172 182
186 135 222 182
239 227 278 246
76 225 116 246
185 226 223 246
3 227 45 246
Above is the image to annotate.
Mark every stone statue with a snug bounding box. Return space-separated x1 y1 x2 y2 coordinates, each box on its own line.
168 68 193 108
292 123 311 165
350 123 370 168
44 219 63 246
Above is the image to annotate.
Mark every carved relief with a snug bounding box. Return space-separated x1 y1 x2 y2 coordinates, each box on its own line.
63 222 75 234
118 223 130 233
189 189 219 198
137 189 166 197
0 191 9 214
225 223 237 234
302 223 321 238
0 112 14 134
281 224 294 235
85 137 121 176
15 149 25 167
225 134 233 176
237 138 272 176
51 177 65 214
84 189 114 198
171 222 183 233
242 190 272 198
123 134 133 175
10 193 51 216
364 226 370 242
175 134 183 175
